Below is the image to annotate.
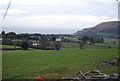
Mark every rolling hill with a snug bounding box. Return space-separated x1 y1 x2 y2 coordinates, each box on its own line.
76 21 120 38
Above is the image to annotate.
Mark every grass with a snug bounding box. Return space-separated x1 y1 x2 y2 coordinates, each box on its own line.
104 38 119 44
85 44 107 49
61 37 119 49
64 37 79 41
97 33 113 36
95 43 119 48
61 42 79 48
1 45 20 48
2 48 118 79
94 38 119 48
61 42 119 49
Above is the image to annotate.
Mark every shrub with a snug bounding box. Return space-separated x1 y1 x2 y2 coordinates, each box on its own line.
36 37 51 50
21 41 29 50
53 41 61 50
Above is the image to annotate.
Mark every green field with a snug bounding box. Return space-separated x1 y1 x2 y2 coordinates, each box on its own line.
97 33 113 36
62 42 119 49
61 42 79 48
2 48 118 79
104 38 119 44
64 37 79 41
1 45 20 48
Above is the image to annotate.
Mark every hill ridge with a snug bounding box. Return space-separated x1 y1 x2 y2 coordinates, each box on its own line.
76 21 120 38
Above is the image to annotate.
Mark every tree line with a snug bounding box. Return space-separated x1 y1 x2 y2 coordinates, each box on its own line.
0 31 104 50
0 31 62 50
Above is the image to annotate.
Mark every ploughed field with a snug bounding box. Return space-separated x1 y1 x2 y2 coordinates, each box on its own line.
2 47 118 79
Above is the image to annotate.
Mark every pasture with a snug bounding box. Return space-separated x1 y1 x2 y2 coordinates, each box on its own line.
62 42 119 49
97 33 113 36
1 45 20 49
2 48 118 79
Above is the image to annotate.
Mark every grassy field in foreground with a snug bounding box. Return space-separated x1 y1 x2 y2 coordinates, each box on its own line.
2 48 118 79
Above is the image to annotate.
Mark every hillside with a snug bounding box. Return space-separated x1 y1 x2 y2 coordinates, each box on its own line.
76 21 120 38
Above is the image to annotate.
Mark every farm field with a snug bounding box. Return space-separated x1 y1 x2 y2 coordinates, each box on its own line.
62 42 119 49
97 33 113 36
2 48 118 79
1 45 20 49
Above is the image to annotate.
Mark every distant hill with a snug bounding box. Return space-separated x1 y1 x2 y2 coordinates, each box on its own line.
76 21 120 39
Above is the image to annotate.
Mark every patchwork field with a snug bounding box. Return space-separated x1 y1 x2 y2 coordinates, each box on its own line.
2 48 118 79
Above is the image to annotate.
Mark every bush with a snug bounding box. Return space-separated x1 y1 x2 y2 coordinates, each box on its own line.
53 41 61 50
21 41 29 50
37 37 51 49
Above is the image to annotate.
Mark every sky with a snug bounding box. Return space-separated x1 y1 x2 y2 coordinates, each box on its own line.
0 0 118 34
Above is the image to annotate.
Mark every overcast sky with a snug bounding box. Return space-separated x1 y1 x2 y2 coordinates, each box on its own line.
0 0 118 34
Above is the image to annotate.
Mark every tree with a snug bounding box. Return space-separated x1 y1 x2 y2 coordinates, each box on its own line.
81 36 89 44
100 37 104 43
78 36 90 49
21 33 30 40
95 37 104 43
78 38 85 49
1 31 6 38
50 36 56 41
21 41 29 50
53 41 61 50
38 36 51 49
64 38 70 42
15 34 22 39
89 37 95 44
6 32 16 39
